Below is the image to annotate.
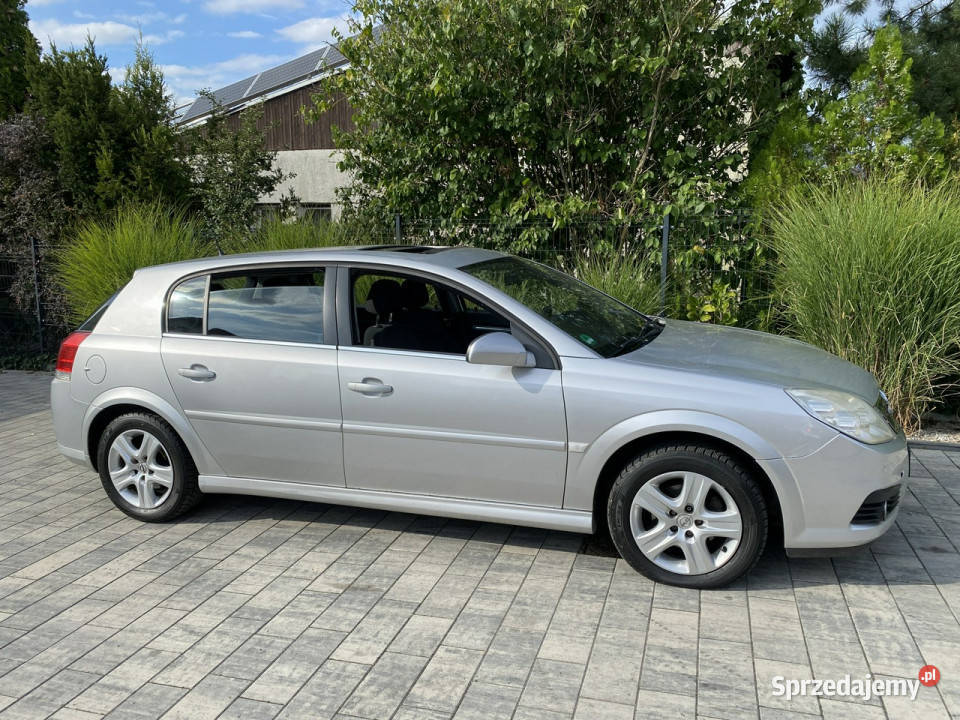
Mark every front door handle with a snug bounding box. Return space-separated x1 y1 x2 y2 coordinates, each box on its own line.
347 378 393 396
178 364 216 381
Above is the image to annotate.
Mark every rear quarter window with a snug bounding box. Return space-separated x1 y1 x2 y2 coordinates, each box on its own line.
167 276 206 334
78 288 124 332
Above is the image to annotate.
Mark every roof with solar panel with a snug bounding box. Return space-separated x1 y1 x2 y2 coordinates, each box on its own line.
177 42 350 126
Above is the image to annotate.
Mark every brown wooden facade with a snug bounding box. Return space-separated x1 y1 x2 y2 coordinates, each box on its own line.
224 84 355 151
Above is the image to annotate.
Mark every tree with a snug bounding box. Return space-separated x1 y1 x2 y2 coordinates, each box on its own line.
0 113 72 325
313 0 817 239
96 41 191 208
186 92 295 250
807 0 960 123
26 39 116 212
745 25 957 204
0 0 38 119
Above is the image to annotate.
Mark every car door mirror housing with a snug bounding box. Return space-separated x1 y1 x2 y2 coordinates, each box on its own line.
466 332 536 368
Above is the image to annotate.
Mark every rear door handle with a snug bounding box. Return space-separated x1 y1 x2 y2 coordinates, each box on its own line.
347 378 393 396
178 364 216 381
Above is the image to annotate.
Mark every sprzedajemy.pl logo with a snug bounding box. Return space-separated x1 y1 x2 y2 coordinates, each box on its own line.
772 666 940 703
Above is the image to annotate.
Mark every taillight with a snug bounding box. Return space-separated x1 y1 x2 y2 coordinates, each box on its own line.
55 331 91 379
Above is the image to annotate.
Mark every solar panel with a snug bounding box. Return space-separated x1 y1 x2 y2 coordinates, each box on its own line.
178 27 374 124
246 48 329 97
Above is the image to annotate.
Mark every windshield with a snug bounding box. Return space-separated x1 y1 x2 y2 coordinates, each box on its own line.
460 256 654 357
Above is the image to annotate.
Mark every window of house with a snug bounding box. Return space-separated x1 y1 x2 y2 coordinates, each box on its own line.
298 204 333 224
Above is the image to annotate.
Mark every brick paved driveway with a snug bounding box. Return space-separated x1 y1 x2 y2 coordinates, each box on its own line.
1 370 959 720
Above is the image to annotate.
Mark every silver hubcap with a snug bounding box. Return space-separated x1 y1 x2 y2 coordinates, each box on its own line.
107 430 174 509
629 471 743 575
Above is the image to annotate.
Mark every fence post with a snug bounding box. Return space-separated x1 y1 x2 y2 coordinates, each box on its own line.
659 211 670 316
29 237 43 353
394 213 402 244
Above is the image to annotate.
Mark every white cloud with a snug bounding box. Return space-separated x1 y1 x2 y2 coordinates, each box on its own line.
276 15 345 50
143 29 186 45
162 53 289 104
115 10 168 25
203 0 303 14
227 30 262 38
27 0 65 7
29 18 140 50
173 14 188 24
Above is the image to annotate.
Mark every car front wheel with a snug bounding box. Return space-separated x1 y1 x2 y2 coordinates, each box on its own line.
607 443 768 588
96 412 202 522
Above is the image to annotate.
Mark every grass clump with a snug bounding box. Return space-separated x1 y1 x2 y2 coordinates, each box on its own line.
59 204 210 324
574 248 660 315
768 178 960 431
222 218 359 254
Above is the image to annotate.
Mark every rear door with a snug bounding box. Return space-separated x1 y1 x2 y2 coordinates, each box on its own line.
161 265 344 486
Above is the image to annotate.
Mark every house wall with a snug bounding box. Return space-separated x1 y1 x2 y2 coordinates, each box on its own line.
259 149 349 219
221 82 355 217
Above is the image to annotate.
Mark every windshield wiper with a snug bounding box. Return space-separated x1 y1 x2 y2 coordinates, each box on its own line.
611 317 665 356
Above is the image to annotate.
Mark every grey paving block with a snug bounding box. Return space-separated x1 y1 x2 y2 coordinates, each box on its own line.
338 651 429 719
404 645 483 713
161 674 249 720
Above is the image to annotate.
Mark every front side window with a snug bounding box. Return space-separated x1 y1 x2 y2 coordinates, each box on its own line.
350 269 510 354
460 256 650 357
207 268 326 344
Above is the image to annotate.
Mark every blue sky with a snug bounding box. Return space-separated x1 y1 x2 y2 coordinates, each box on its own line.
25 0 353 107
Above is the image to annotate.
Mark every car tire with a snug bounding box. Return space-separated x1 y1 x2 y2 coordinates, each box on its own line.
96 412 202 522
607 443 767 588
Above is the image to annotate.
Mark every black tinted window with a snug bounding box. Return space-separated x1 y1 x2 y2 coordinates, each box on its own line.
207 268 326 344
351 269 509 354
167 276 206 334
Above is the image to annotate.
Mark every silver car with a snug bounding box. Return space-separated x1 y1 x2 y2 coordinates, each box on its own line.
51 247 908 588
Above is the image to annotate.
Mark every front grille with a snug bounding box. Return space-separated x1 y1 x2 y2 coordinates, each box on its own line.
851 485 902 526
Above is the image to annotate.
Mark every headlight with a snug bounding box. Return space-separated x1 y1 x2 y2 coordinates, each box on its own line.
786 388 896 445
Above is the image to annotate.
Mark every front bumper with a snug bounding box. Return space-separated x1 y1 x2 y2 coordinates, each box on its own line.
774 431 908 551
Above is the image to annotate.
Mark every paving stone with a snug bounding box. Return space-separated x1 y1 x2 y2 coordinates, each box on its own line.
160 674 249 720
338 651 429 719
452 681 520 720
403 645 483 713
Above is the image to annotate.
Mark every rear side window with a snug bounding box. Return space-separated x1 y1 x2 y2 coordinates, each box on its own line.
207 268 326 344
167 276 206 334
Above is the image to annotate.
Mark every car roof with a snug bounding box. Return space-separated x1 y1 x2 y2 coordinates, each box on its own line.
135 245 509 278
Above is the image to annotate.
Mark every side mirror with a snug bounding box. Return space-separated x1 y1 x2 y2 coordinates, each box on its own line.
466 332 536 368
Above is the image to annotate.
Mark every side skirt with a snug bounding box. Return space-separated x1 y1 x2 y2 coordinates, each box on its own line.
198 475 594 534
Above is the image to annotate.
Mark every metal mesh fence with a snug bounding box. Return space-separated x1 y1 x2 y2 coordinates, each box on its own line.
0 211 766 355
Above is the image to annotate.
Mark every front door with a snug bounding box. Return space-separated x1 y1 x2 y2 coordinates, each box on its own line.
161 266 343 486
337 267 567 507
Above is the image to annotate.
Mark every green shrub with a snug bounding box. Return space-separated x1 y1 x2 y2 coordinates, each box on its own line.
222 218 358 255
768 178 960 431
59 203 210 324
574 249 660 315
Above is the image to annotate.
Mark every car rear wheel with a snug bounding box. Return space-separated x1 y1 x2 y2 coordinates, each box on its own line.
607 443 767 588
96 412 202 522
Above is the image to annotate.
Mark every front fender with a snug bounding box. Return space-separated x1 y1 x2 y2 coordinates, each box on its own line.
563 410 803 525
83 386 224 476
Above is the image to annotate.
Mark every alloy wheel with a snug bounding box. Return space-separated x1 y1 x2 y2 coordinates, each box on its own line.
107 429 174 510
629 471 743 575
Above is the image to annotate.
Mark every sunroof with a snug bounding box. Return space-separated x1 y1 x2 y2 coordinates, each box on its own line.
360 246 454 254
